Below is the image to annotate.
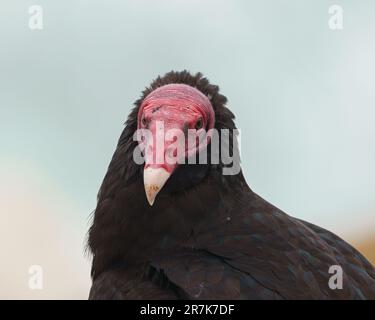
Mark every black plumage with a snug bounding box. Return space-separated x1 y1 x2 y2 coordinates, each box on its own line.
88 70 375 299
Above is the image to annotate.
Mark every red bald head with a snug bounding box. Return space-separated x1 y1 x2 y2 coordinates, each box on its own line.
138 83 214 131
137 83 215 205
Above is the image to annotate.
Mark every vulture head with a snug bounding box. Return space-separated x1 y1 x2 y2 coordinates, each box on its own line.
88 70 248 278
139 83 216 205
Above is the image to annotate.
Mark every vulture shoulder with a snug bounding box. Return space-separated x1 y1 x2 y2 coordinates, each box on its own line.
150 193 375 299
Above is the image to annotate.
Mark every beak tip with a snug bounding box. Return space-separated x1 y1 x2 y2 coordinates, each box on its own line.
145 185 157 206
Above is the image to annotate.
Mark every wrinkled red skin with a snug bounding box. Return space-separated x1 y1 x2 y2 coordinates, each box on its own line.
137 84 215 174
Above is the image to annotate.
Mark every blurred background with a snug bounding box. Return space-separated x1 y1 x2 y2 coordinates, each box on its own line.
0 0 374 299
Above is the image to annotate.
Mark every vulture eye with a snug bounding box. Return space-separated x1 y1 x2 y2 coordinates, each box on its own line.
141 116 147 127
195 118 203 130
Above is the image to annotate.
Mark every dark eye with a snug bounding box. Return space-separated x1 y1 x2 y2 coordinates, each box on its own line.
141 116 147 127
195 118 203 130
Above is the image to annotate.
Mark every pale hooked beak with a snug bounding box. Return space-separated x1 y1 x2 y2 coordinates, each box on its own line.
143 167 171 206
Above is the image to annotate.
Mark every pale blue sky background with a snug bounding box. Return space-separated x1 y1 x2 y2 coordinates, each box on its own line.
0 0 374 298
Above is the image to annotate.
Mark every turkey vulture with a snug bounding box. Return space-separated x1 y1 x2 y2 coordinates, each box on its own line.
88 70 375 299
